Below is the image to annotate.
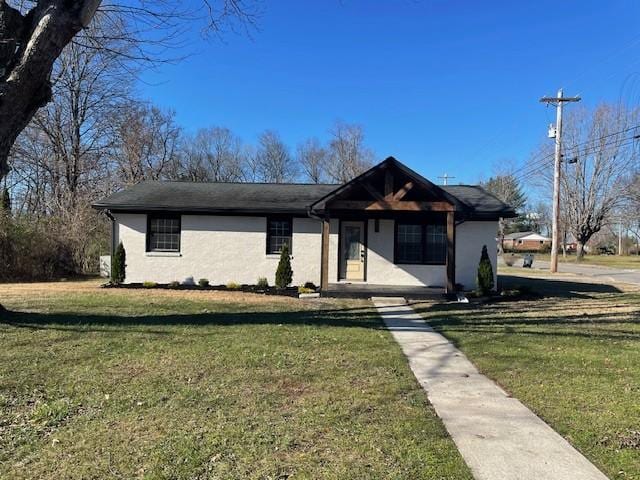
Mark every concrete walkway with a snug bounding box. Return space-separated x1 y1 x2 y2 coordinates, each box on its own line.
372 297 609 480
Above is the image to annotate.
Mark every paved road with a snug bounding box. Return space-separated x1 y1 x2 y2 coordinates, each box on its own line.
373 297 609 480
501 257 640 286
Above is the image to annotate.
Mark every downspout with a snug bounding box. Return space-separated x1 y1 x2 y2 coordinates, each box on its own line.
104 210 116 279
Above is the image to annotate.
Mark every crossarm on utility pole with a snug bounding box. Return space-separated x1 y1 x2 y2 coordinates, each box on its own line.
539 89 581 273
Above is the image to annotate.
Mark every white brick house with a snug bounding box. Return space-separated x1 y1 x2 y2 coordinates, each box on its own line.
93 157 515 293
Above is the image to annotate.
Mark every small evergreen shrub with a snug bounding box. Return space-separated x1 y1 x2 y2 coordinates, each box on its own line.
476 245 494 295
226 281 240 290
256 277 269 289
0 187 10 214
198 278 210 287
303 281 317 290
143 281 157 288
111 242 126 285
169 280 180 288
275 244 293 289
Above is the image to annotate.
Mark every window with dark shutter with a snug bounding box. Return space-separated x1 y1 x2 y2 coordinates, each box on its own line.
147 215 181 252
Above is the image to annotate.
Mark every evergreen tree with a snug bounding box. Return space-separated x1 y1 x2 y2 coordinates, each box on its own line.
111 242 126 284
0 187 10 214
275 243 293 289
476 245 494 295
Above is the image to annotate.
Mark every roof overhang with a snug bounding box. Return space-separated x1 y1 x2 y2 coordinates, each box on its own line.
310 157 466 216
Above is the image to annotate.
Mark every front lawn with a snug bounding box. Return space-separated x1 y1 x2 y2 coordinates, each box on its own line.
414 273 640 479
524 253 640 270
0 280 471 479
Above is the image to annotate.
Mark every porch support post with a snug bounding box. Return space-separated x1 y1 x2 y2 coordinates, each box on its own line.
320 216 330 291
446 211 456 294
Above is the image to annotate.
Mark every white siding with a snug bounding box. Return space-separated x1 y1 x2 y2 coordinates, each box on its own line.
455 220 498 290
114 213 322 286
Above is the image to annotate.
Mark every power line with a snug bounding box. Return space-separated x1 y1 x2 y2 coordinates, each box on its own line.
507 124 640 183
513 134 640 184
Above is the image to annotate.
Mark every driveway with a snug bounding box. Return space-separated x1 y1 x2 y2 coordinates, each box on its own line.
502 257 640 286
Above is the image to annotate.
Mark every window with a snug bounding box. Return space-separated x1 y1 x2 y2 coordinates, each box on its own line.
147 215 181 252
266 217 292 254
395 221 447 265
425 224 447 263
396 224 423 263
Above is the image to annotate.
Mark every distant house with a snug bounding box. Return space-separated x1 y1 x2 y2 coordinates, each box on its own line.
93 157 516 293
503 231 551 251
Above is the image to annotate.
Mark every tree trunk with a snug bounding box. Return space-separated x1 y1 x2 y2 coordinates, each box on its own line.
576 241 585 261
0 0 100 181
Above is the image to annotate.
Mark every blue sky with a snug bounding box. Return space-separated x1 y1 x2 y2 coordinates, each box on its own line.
139 0 640 185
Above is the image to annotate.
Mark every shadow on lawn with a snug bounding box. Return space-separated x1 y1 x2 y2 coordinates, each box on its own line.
498 274 623 298
407 274 640 342
2 274 639 341
2 304 384 335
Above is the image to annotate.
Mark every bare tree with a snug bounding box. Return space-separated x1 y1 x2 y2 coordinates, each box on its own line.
326 121 374 183
180 127 246 182
0 0 257 182
254 130 297 183
534 104 640 259
112 102 181 184
297 137 329 184
9 17 133 215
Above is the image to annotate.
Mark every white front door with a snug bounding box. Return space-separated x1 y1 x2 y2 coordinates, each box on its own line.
340 221 365 281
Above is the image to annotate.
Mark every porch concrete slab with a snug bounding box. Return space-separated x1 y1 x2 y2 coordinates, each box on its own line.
373 298 609 480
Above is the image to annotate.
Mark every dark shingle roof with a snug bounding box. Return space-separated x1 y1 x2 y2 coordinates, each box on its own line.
93 181 340 215
442 185 516 218
93 180 516 219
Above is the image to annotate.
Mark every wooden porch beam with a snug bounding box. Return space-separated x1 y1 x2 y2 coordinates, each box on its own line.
446 211 456 294
320 217 330 291
384 169 394 200
362 181 385 202
329 200 454 212
393 181 414 201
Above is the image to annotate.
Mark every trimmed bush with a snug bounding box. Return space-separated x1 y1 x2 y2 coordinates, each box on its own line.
298 286 315 294
143 281 157 288
303 281 317 290
256 277 269 289
198 278 209 287
226 281 240 290
275 244 293 289
476 245 494 295
111 242 126 285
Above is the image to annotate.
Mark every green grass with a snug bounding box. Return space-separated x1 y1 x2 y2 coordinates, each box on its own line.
415 273 640 479
523 253 640 270
0 280 471 479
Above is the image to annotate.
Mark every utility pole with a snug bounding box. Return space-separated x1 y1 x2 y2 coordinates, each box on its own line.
438 173 456 185
540 89 581 273
619 222 624 256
